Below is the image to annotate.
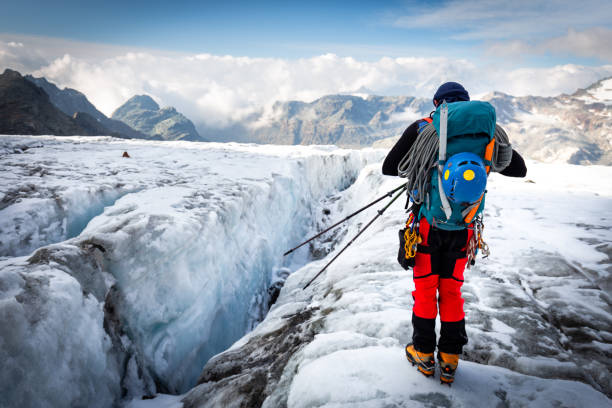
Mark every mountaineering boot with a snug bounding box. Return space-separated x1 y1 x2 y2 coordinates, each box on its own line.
405 344 435 377
438 351 459 385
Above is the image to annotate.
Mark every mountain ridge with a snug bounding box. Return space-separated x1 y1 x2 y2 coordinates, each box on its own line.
2 68 610 165
112 95 206 142
212 79 610 165
25 75 151 140
0 69 104 136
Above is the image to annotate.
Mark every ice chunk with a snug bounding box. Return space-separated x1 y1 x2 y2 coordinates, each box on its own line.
0 254 121 408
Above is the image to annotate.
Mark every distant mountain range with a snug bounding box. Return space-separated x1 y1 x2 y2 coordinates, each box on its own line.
0 67 610 165
238 79 612 165
112 95 205 142
244 95 431 147
0 68 204 142
480 78 612 165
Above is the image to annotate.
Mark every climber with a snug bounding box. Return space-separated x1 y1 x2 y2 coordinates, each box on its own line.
382 81 527 385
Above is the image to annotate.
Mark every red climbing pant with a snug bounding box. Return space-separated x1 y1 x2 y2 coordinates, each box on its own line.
411 217 472 354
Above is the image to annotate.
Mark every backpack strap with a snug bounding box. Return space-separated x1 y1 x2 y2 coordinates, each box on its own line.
463 132 495 224
463 194 483 224
417 117 433 133
483 138 495 174
437 101 452 220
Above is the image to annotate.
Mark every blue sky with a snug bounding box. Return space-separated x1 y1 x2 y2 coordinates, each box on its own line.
2 1 429 58
2 0 610 64
1 1 611 126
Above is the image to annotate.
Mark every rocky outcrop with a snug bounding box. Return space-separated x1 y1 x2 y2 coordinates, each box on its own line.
25 75 150 140
182 308 316 408
0 69 94 136
111 95 206 142
72 112 113 136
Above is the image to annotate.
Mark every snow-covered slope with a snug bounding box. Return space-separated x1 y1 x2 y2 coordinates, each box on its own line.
1 135 610 408
180 162 612 407
574 77 612 106
480 89 612 165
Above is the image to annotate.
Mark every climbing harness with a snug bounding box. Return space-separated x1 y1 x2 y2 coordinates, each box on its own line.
466 216 490 268
403 212 421 260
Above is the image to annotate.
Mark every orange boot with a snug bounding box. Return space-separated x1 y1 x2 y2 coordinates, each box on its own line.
437 351 459 385
405 344 435 377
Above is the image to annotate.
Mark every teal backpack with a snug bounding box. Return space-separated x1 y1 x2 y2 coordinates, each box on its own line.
419 100 496 230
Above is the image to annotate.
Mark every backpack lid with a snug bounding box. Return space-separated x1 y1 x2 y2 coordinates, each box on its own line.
432 101 496 139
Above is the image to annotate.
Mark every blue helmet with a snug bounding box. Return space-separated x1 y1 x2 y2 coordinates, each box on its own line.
441 152 487 203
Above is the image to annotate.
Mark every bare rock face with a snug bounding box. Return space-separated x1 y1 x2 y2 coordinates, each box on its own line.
72 112 115 136
111 95 207 142
0 69 88 136
25 75 107 122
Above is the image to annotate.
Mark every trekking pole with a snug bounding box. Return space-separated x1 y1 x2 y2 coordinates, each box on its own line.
284 183 407 257
303 184 407 289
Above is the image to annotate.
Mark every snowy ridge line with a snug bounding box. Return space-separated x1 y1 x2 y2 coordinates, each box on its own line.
0 135 385 407
176 162 612 407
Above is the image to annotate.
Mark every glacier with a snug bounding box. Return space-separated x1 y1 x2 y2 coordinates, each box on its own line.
0 135 610 408
0 135 381 405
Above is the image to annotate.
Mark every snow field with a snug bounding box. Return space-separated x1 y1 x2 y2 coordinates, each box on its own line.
193 160 612 407
288 344 608 408
0 137 142 257
1 135 610 407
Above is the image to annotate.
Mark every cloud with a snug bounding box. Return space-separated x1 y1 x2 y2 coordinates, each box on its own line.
486 27 612 62
1 34 611 129
545 27 612 61
0 38 49 73
392 0 612 41
499 64 612 97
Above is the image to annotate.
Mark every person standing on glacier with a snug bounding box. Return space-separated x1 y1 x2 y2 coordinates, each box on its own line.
382 82 527 384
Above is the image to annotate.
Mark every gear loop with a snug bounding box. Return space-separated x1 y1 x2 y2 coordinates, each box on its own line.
403 213 421 260
467 216 490 268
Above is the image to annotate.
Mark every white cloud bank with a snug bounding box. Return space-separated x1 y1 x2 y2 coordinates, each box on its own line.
1 35 612 128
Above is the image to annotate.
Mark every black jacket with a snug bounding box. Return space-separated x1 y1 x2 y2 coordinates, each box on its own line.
382 120 527 177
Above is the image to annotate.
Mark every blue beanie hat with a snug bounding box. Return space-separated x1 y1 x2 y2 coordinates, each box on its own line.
433 82 470 105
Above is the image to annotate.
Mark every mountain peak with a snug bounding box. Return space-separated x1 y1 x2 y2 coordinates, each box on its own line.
123 95 160 111
111 94 204 142
2 68 23 80
572 77 612 105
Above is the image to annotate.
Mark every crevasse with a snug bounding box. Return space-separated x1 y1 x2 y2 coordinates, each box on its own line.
0 136 385 407
86 150 381 393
